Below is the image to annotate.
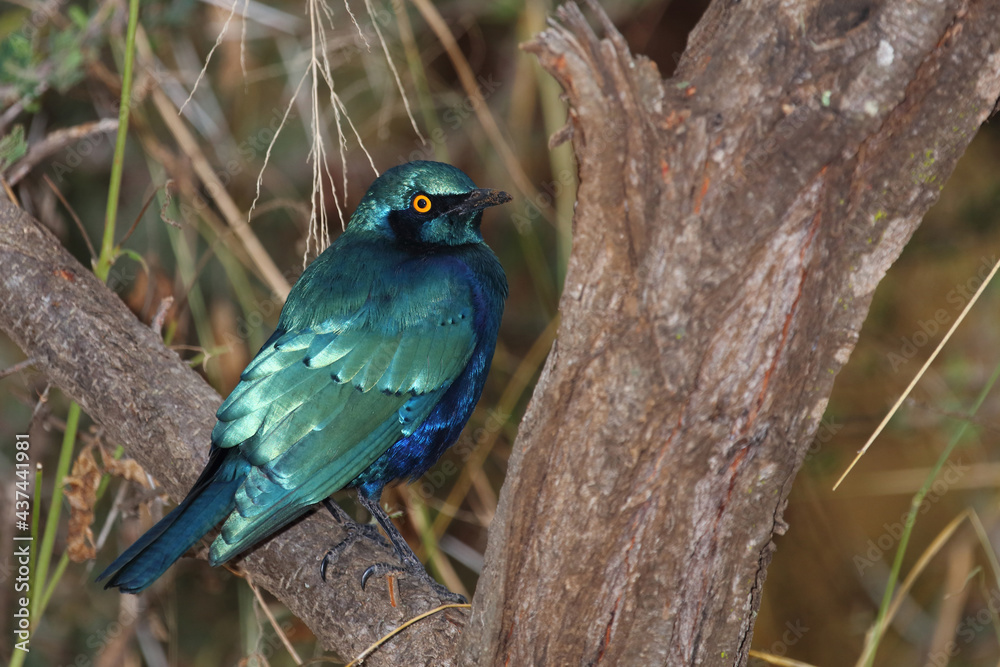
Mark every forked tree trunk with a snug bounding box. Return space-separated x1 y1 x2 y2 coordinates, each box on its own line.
2 1 999 665
459 1 1000 664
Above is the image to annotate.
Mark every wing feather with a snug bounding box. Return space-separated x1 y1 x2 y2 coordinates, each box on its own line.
207 258 481 563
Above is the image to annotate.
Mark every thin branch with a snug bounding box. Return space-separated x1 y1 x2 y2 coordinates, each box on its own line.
0 357 35 380
43 174 97 261
7 119 119 186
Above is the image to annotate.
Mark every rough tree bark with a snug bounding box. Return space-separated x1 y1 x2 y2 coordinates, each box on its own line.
1 0 999 665
459 1 1000 665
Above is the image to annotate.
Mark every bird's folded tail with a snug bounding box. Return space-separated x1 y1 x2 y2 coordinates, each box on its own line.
97 449 243 594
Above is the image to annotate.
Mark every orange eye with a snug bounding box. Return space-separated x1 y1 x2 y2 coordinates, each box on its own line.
412 194 432 214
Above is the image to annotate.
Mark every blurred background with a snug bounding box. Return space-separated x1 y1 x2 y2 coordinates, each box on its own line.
0 0 997 665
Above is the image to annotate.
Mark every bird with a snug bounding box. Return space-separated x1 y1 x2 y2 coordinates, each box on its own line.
98 161 510 600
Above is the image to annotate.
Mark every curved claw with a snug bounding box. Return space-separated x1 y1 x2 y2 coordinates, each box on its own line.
361 562 395 590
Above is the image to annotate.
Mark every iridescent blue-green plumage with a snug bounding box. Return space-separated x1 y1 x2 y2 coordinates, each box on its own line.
99 161 509 594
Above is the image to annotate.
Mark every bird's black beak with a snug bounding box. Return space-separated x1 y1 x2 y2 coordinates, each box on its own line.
448 188 512 215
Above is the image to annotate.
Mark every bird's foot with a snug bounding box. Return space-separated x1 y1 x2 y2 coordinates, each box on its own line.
321 496 467 603
360 559 468 604
320 521 390 582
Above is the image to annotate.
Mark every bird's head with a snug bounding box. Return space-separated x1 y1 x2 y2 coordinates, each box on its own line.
349 161 511 247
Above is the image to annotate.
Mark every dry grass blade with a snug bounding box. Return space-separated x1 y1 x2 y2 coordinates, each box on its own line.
401 491 467 598
247 576 303 664
0 176 18 204
240 0 249 83
746 651 820 667
365 0 424 144
201 0 302 34
135 27 291 299
927 537 975 661
307 0 333 254
967 511 1000 592
299 0 405 266
409 0 553 223
833 255 1000 491
854 508 1000 666
249 67 309 226
344 603 469 667
179 0 242 114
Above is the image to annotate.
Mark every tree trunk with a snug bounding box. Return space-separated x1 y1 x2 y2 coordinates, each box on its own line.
2 0 999 665
459 1 1000 665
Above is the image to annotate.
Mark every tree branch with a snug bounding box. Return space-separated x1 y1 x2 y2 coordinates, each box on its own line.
459 1 1000 664
0 201 466 665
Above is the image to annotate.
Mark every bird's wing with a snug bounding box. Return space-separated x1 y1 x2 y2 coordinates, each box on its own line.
208 271 477 563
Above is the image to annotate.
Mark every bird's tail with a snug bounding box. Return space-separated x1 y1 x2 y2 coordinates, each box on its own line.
97 448 243 593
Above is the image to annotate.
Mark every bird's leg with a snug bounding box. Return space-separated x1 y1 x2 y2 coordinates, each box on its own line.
355 490 468 604
319 498 389 582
